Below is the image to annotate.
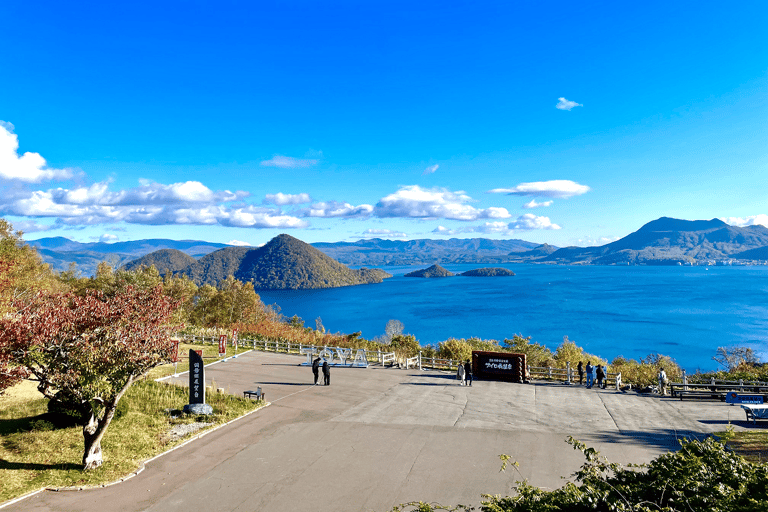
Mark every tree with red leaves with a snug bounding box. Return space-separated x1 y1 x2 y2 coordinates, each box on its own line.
0 285 179 469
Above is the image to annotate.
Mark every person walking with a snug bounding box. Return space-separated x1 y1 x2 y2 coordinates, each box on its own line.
464 360 473 386
596 364 605 389
577 361 584 385
585 361 594 389
322 360 331 386
457 362 466 385
312 357 321 385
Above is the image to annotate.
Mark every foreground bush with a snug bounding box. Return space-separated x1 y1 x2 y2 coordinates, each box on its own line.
391 437 768 512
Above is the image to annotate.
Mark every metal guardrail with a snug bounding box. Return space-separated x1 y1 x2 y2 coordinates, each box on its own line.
176 336 624 388
527 364 622 390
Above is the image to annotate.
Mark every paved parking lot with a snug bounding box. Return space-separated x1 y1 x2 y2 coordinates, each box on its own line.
6 350 756 512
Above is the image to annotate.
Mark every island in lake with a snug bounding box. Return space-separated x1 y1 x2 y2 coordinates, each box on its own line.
405 264 514 278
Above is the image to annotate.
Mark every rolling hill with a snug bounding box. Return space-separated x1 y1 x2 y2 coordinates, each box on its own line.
177 234 392 289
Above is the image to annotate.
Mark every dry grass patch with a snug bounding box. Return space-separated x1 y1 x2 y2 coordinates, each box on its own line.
718 429 768 463
0 379 264 503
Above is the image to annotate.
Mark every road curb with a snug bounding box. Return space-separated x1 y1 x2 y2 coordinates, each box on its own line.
0 401 270 507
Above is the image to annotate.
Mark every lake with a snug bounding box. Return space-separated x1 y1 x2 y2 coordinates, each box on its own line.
257 264 768 372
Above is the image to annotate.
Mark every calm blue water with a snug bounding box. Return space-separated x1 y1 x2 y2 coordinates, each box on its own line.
257 264 768 372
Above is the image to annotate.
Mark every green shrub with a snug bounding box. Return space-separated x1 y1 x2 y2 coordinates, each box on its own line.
391 437 768 512
502 335 554 367
552 337 606 370
609 353 682 387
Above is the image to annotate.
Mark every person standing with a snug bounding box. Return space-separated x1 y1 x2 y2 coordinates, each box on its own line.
322 360 330 386
596 364 605 389
585 361 594 389
577 361 584 385
312 357 321 385
464 360 473 386
658 367 668 396
457 362 466 385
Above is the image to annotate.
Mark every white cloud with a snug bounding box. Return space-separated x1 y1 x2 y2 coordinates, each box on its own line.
306 201 373 218
576 236 619 246
488 180 590 198
46 180 247 207
359 228 407 238
374 185 511 221
508 214 561 230
722 215 768 228
432 217 559 236
0 121 74 182
522 199 554 209
9 220 51 233
556 97 583 111
260 155 318 169
2 184 306 229
264 192 312 205
423 164 439 175
99 233 119 243
432 225 456 235
227 240 252 246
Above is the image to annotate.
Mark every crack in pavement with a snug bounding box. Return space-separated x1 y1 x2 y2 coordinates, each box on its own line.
452 392 469 427
597 391 622 433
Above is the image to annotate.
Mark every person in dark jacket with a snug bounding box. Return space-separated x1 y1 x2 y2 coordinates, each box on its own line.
585 361 594 388
322 360 330 386
464 360 473 386
577 361 584 385
312 357 321 385
596 364 605 389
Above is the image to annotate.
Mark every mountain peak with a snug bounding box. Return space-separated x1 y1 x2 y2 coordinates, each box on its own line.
638 217 727 233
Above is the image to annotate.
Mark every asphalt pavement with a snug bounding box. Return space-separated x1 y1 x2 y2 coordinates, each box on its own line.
4 350 756 512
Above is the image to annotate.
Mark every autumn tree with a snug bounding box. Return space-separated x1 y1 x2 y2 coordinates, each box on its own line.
189 276 263 328
162 272 198 325
0 285 179 469
0 218 61 315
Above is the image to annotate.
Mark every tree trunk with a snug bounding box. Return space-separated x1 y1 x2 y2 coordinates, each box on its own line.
82 411 104 470
81 374 135 470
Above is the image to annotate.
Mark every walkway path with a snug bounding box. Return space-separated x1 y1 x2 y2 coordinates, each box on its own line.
6 351 751 512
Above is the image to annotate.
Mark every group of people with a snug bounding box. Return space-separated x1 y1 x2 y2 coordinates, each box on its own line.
577 361 608 389
456 360 473 386
311 357 331 386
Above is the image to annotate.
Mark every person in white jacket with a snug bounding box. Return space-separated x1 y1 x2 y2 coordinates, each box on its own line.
658 367 668 396
457 362 466 385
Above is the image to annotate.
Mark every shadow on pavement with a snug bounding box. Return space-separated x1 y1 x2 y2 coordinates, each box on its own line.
255 382 314 386
585 428 713 451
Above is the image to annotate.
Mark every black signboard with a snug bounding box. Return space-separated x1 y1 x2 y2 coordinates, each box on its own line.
188 348 205 404
472 351 526 383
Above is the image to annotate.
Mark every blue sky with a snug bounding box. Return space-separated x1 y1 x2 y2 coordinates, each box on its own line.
1 1 766 247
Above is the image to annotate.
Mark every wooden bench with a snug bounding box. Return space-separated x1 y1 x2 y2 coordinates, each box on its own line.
243 389 265 401
672 389 726 400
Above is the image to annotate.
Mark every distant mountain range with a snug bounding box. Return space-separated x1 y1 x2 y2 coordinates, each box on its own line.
26 217 768 279
543 217 768 265
29 238 231 275
313 238 541 265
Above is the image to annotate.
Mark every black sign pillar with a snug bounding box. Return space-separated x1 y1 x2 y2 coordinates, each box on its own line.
183 349 213 415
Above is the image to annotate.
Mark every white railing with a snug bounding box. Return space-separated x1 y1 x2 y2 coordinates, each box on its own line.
405 356 419 369
527 363 622 390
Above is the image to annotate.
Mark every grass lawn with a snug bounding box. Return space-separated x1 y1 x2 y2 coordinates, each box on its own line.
0 372 264 503
717 428 768 463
